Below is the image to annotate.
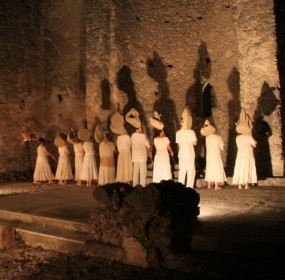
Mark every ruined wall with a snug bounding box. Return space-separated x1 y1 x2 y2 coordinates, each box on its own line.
0 0 86 178
86 0 239 172
232 0 283 176
0 0 282 178
0 0 42 176
40 0 87 163
274 0 285 171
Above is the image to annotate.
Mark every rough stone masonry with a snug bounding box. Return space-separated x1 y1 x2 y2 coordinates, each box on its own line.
0 0 282 180
89 181 200 268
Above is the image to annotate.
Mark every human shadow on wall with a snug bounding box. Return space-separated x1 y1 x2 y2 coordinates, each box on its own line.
117 65 149 137
252 82 279 179
101 79 111 111
226 67 241 176
146 51 179 157
185 41 212 179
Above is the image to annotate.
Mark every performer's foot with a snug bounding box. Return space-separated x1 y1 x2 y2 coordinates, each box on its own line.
245 184 251 189
33 181 40 184
238 185 243 189
215 185 223 190
48 180 55 184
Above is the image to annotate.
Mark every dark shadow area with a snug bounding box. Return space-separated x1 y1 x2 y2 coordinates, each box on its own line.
146 51 179 158
117 65 149 137
185 41 213 181
252 82 279 179
226 67 241 176
100 79 111 110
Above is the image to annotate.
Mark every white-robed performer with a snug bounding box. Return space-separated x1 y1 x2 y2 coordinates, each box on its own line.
54 133 73 185
126 108 151 187
176 107 197 188
79 126 98 187
232 109 257 189
201 119 226 190
33 137 55 184
95 125 116 186
67 128 84 186
110 112 132 184
150 112 174 183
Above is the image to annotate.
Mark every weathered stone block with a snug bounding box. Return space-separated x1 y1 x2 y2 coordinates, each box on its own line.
89 181 200 268
0 225 15 249
122 237 148 268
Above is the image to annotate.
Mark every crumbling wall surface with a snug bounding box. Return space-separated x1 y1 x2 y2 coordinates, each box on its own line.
232 0 283 176
86 0 239 153
0 0 42 178
89 181 200 268
41 0 86 135
85 0 109 128
1 0 282 179
0 0 86 179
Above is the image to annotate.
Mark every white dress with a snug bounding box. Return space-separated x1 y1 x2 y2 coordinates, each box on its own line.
98 140 115 185
152 137 172 183
131 132 150 187
33 144 54 182
81 141 98 181
204 134 227 183
176 128 197 188
116 134 132 183
233 134 257 185
55 145 73 180
73 142 84 181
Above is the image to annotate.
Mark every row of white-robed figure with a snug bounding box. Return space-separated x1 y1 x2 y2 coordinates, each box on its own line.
32 106 257 190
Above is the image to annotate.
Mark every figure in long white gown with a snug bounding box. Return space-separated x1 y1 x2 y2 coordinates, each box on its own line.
81 141 98 187
116 134 132 183
232 134 257 189
55 145 73 184
98 136 116 186
176 128 197 188
204 133 227 189
67 132 84 185
33 138 55 184
152 130 174 183
131 127 151 187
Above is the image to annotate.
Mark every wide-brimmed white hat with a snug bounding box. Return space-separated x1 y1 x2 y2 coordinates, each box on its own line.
236 109 252 135
110 112 127 135
94 124 105 143
54 133 67 147
78 127 91 141
181 107 192 129
150 111 164 130
125 108 141 129
200 119 216 136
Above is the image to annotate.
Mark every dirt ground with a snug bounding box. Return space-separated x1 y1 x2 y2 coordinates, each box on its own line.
1 183 285 279
0 235 284 280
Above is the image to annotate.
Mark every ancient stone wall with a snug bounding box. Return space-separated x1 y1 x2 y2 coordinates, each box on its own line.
0 0 283 179
0 0 42 176
86 0 240 168
0 0 86 178
232 0 283 176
